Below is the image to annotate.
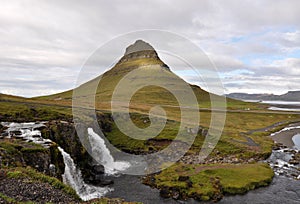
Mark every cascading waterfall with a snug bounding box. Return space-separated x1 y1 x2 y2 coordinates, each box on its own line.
1 122 131 201
87 128 130 175
58 147 112 201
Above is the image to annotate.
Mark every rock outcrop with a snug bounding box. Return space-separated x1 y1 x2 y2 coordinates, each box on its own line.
41 113 115 185
115 39 170 71
0 139 60 177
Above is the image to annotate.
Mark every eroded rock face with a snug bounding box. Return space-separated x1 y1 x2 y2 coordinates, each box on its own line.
119 50 159 63
0 139 58 177
41 121 92 179
115 40 170 71
124 40 155 55
22 150 51 173
41 115 115 185
119 40 158 64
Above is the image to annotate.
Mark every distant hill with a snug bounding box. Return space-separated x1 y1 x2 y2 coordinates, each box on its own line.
0 93 27 101
226 91 300 101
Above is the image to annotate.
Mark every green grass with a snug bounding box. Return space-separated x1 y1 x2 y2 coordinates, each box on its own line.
0 140 48 155
103 109 299 161
105 113 182 153
151 162 274 201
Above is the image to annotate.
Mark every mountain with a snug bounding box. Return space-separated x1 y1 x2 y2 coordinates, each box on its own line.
279 91 300 101
226 91 300 101
37 39 238 118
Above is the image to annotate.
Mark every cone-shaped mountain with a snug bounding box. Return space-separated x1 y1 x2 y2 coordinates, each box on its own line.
39 40 221 117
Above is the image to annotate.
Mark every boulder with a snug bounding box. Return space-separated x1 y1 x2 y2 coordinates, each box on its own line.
92 164 105 174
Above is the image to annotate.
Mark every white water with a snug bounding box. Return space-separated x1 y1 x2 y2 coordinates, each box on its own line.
1 122 52 147
58 147 112 201
292 134 300 149
261 101 300 105
270 126 300 136
87 128 130 175
241 100 300 112
1 122 118 201
268 107 300 112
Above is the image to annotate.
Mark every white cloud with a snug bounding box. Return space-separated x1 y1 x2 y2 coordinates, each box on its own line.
0 0 300 96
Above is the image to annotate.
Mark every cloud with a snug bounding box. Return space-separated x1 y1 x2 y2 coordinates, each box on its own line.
0 0 299 96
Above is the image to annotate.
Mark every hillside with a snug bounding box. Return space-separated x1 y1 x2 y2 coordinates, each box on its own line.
36 40 260 116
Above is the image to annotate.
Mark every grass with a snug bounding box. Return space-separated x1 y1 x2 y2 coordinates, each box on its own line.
150 162 274 201
0 139 48 155
104 112 181 153
103 110 299 160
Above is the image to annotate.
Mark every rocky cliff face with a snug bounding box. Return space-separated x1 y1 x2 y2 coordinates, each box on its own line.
115 39 170 71
41 121 92 178
40 113 114 184
118 50 159 63
124 39 155 55
0 139 61 178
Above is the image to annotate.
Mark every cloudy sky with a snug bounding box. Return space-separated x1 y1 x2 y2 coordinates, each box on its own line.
1 0 300 97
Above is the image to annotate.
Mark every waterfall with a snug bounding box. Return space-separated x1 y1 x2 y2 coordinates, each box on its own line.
58 147 112 201
1 122 130 201
87 128 130 175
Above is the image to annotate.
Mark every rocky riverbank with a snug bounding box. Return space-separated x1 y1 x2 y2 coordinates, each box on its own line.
267 144 300 179
267 123 300 180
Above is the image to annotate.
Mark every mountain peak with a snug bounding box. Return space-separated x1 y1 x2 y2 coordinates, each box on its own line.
116 40 169 71
124 40 154 55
